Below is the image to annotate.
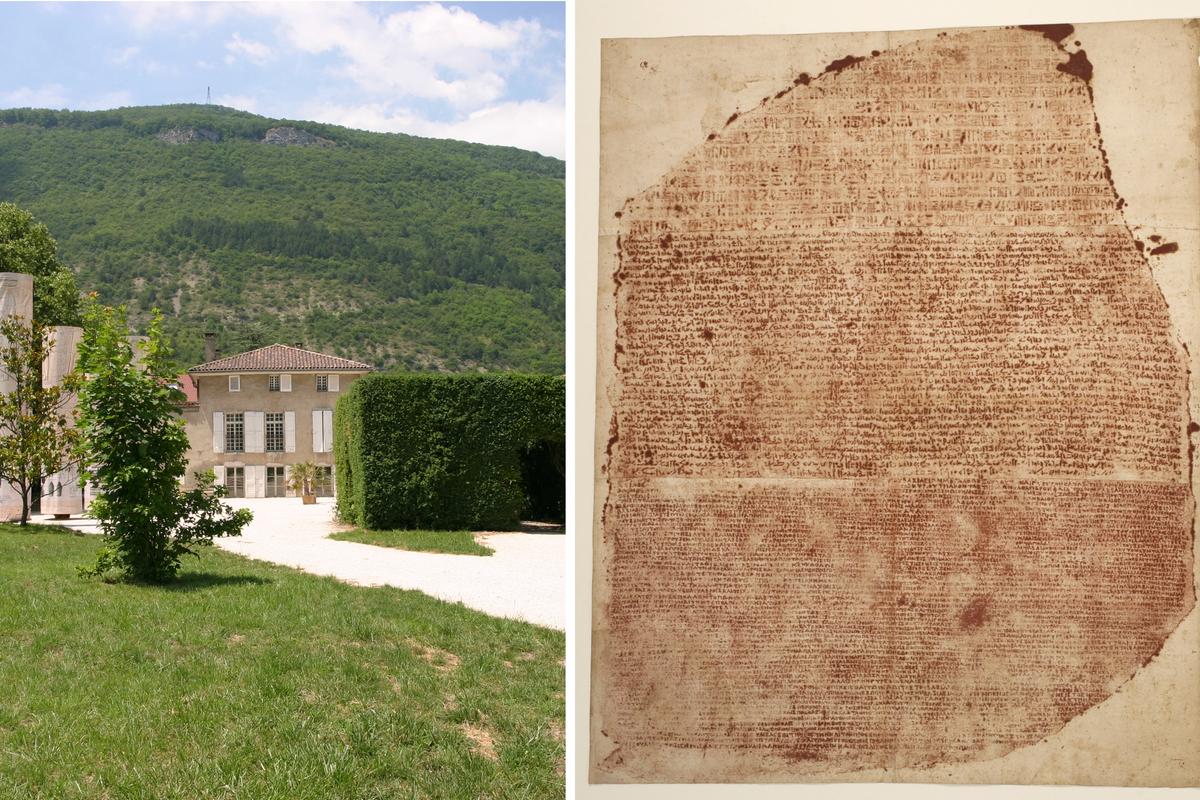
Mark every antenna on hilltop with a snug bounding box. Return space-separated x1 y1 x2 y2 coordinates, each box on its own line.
206 86 211 105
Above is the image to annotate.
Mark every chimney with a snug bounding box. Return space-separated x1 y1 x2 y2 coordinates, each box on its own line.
293 341 303 350
204 332 217 363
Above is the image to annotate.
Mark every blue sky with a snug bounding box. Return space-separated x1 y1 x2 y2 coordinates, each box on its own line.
0 1 565 157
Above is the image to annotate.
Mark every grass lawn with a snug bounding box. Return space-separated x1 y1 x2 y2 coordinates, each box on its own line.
329 529 495 557
0 524 563 799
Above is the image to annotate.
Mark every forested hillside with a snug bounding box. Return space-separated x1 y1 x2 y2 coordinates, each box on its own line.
0 104 564 372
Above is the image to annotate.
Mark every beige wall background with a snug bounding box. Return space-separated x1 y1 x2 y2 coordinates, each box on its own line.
571 0 1200 797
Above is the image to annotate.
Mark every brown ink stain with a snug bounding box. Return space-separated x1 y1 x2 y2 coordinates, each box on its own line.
823 54 866 74
959 596 991 631
1150 242 1179 256
1018 23 1076 43
1057 49 1094 82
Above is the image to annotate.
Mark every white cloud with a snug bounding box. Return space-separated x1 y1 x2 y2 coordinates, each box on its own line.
300 95 565 158
76 90 136 111
120 1 236 32
213 94 260 113
0 84 69 108
224 32 274 66
254 2 546 108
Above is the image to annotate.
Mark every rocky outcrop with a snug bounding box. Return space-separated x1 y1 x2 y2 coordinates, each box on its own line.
261 126 334 147
156 126 220 144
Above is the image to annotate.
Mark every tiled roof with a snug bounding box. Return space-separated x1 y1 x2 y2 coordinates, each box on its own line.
188 344 373 374
176 374 199 405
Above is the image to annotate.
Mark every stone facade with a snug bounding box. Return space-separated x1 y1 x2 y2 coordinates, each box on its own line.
40 325 84 517
182 344 371 498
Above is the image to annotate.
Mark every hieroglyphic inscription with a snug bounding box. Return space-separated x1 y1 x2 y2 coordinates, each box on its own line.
595 25 1196 782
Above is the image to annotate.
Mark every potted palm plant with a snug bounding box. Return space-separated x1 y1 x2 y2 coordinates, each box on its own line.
286 462 319 504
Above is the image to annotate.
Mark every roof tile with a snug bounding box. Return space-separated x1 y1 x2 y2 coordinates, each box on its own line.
188 344 373 374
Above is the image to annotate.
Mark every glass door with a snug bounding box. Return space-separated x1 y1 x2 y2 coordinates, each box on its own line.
224 466 245 498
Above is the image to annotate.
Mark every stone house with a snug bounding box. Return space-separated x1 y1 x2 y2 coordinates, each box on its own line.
181 340 372 498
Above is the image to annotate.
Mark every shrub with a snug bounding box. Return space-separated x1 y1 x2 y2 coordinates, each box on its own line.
334 373 564 530
76 304 251 583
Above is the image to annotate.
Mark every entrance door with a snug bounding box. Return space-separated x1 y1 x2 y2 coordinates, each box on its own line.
265 466 286 497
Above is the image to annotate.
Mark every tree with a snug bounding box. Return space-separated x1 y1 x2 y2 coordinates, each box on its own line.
0 317 81 525
76 302 251 582
0 202 82 327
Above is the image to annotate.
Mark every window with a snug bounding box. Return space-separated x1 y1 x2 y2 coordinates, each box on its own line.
225 412 245 453
316 375 329 392
315 465 334 497
225 467 245 498
265 412 284 453
265 466 286 498
269 375 281 392
228 375 240 392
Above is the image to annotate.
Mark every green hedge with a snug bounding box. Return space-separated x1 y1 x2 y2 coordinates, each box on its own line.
334 373 565 530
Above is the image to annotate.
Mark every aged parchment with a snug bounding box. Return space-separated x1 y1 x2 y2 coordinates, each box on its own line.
592 19 1200 785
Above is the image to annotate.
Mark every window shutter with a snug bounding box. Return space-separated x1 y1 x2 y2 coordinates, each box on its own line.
328 374 339 392
245 412 265 453
281 373 292 392
213 412 224 453
284 411 296 453
214 465 225 487
283 465 293 497
312 409 323 452
322 409 333 451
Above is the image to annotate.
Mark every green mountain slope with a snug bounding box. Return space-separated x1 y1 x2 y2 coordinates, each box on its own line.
0 104 564 372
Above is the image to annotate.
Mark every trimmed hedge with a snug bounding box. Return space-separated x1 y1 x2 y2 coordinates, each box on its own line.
334 373 564 530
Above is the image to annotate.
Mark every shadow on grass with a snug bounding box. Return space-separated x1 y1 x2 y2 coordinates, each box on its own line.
153 573 272 592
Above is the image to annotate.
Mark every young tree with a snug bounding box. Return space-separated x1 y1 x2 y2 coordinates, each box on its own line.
0 317 81 524
76 303 251 583
0 202 82 327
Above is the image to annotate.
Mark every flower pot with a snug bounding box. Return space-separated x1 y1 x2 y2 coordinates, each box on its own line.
302 494 316 505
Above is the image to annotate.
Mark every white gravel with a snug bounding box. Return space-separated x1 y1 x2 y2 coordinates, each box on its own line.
36 497 565 630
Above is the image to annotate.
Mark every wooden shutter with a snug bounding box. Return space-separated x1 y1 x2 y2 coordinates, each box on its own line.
213 411 224 453
213 465 225 488
284 411 296 453
328 374 339 392
322 409 333 451
281 373 292 392
312 409 323 452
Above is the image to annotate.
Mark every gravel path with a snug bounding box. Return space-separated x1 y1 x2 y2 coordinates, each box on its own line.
36 498 565 630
